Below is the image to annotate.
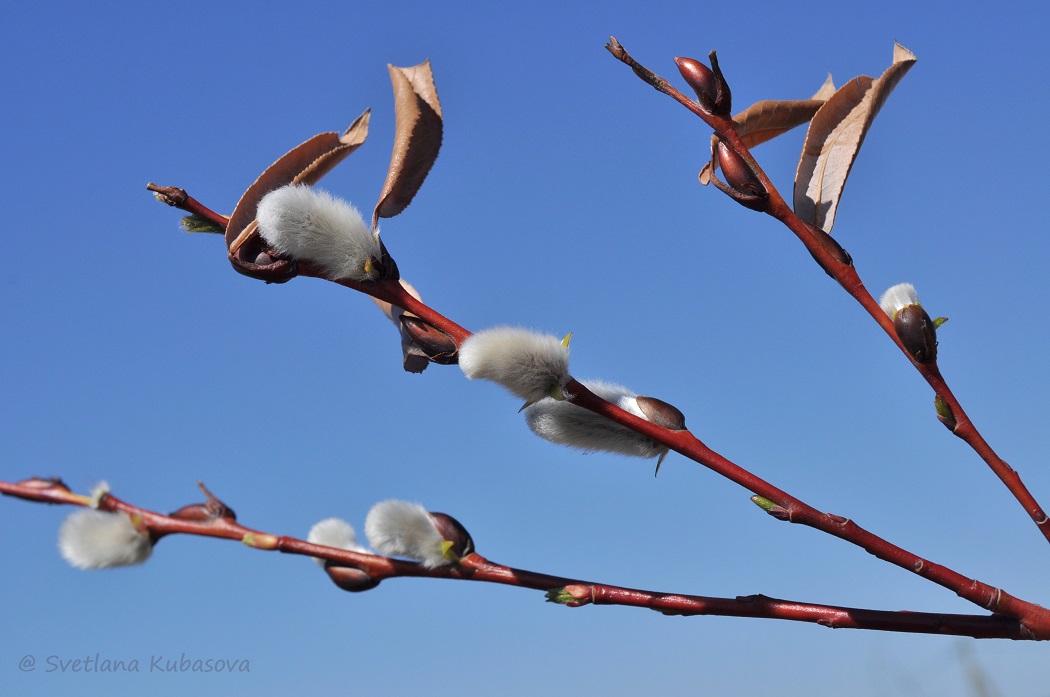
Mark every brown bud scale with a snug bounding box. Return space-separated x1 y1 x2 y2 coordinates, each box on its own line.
636 396 687 431
894 305 938 363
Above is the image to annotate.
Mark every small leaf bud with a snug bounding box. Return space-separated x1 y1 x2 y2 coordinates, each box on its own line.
934 395 957 431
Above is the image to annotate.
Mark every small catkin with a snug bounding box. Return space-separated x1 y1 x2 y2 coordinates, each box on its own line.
524 380 666 459
458 327 571 404
256 184 381 281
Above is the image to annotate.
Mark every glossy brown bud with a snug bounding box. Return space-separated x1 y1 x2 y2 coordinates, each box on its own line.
169 482 237 522
894 304 938 363
716 143 763 197
675 57 718 112
18 477 71 492
803 222 852 275
636 396 686 431
427 512 475 560
400 316 459 364
325 565 380 593
228 234 298 284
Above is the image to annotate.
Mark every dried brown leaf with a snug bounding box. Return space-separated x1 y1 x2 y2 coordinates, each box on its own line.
699 75 835 185
793 43 916 232
372 61 443 229
226 109 371 254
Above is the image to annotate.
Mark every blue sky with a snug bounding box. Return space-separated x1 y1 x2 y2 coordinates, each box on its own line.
2 1 1049 695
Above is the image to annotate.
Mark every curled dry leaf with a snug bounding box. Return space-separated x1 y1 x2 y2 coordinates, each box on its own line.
372 61 443 229
793 43 916 232
225 110 371 277
700 75 834 185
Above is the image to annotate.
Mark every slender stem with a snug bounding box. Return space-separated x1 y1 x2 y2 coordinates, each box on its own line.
146 183 230 229
1 478 1035 640
606 38 1050 545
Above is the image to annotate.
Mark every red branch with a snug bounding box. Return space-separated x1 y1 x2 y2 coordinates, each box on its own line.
146 183 230 229
0 478 1035 640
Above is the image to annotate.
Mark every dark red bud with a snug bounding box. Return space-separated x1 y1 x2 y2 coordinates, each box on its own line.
17 477 71 492
675 57 718 112
894 304 938 363
325 565 380 592
428 512 475 560
636 396 686 431
169 483 237 522
713 140 764 206
228 238 298 284
803 223 852 274
400 316 459 364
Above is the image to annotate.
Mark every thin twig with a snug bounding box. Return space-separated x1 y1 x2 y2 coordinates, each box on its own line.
146 183 230 229
0 478 1035 640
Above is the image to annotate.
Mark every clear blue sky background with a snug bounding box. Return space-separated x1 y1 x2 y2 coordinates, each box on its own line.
2 1 1048 695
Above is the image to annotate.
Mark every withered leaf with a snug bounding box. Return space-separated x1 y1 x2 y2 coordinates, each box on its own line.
700 75 834 185
794 43 916 232
372 61 443 229
226 109 371 255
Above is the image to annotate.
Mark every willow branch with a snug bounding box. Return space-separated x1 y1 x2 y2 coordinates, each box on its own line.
0 477 1035 640
146 183 230 229
139 180 1050 635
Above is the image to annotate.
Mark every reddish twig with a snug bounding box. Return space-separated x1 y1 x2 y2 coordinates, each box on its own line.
146 183 230 230
0 477 1037 640
604 37 1050 545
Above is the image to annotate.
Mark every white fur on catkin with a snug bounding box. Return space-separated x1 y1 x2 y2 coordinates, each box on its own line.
256 184 381 281
58 509 152 570
307 517 367 566
364 500 449 569
524 380 666 459
878 282 920 318
458 327 571 404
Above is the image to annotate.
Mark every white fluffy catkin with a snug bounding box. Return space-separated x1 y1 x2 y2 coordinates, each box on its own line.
255 184 381 281
58 509 152 570
364 500 449 569
307 518 366 566
879 283 920 319
524 380 666 459
458 327 571 405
